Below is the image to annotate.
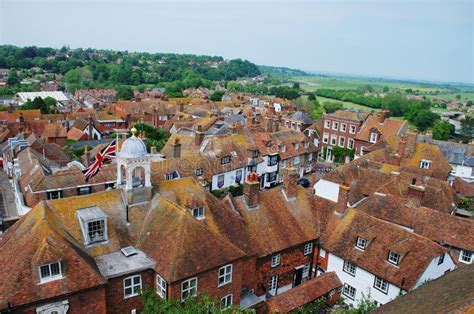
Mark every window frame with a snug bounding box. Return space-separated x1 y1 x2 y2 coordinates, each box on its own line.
349 125 356 134
39 261 62 283
438 253 445 265
343 260 356 276
123 275 142 299
77 186 91 196
181 277 198 301
304 243 313 256
343 283 356 300
369 132 378 143
195 168 204 176
388 251 401 266
47 190 62 200
156 274 167 299
340 123 347 132
348 138 355 149
218 264 233 287
221 156 231 165
269 275 278 291
373 276 389 294
338 136 345 147
330 135 337 145
220 294 233 309
332 121 339 130
356 237 367 250
420 159 432 169
192 207 205 220
322 133 329 144
324 120 331 129
459 250 473 264
271 254 281 267
86 218 107 244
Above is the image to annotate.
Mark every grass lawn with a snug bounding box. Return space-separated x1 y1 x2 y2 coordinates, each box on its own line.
317 96 380 112
432 92 474 101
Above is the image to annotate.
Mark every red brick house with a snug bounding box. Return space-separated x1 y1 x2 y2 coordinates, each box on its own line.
320 110 370 161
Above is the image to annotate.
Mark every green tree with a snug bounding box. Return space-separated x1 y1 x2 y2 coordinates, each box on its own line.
455 94 461 100
141 291 249 314
307 92 316 101
432 120 454 140
133 122 170 151
116 86 134 100
412 110 440 132
466 100 473 107
293 82 300 89
323 101 344 114
43 96 57 107
460 116 474 143
382 86 389 92
7 70 20 85
209 91 225 102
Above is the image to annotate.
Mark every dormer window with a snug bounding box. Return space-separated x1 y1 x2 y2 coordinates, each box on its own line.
281 146 286 153
420 160 431 169
294 143 300 150
77 206 108 245
47 190 62 200
304 142 309 148
268 155 279 167
356 237 367 250
253 150 260 158
221 156 231 165
39 261 62 283
271 254 281 267
369 132 378 143
195 168 203 176
166 171 180 180
192 207 205 220
388 251 401 266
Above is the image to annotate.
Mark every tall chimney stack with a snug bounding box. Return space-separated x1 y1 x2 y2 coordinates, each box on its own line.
283 167 298 200
179 101 184 113
397 137 407 157
172 138 182 158
335 183 350 216
244 173 260 208
264 116 274 133
195 125 204 146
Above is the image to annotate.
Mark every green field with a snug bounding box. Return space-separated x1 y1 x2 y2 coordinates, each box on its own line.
432 92 474 101
317 96 380 113
294 75 452 94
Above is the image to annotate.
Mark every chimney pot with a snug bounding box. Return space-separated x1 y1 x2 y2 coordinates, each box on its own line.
195 125 204 146
398 137 407 157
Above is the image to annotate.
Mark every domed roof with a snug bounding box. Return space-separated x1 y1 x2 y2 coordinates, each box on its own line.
120 130 147 158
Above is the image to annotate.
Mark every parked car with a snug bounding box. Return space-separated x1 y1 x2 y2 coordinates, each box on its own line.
297 178 310 188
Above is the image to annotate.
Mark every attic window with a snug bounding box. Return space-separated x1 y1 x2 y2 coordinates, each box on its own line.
77 206 108 245
166 171 180 180
39 262 62 283
221 156 231 165
195 168 204 176
420 160 431 169
369 132 378 143
121 246 138 257
231 151 238 157
253 150 259 158
388 251 401 266
356 237 367 250
294 143 300 150
192 207 205 220
281 146 286 153
304 142 310 148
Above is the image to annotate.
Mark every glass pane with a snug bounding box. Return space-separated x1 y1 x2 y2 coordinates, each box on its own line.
50 263 60 276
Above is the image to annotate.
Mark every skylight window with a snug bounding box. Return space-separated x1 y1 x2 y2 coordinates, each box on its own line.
121 246 138 257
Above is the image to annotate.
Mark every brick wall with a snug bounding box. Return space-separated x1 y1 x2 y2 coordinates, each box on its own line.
255 243 314 296
25 184 109 208
321 116 361 150
105 269 154 314
168 258 247 306
13 287 107 314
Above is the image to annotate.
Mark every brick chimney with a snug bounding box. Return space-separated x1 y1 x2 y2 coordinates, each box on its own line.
335 183 351 216
397 137 407 157
229 123 238 135
264 116 274 133
88 114 93 141
195 125 204 146
244 173 260 208
379 110 390 123
18 112 25 133
172 138 182 158
178 101 184 113
283 167 299 200
407 184 425 206
273 115 280 132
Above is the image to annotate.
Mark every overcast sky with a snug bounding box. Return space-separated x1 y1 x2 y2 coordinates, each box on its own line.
1 0 473 83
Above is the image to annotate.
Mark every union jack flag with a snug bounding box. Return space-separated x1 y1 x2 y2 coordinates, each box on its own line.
82 139 117 182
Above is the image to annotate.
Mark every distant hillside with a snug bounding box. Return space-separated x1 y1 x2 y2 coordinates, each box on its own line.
0 45 261 95
259 65 309 77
